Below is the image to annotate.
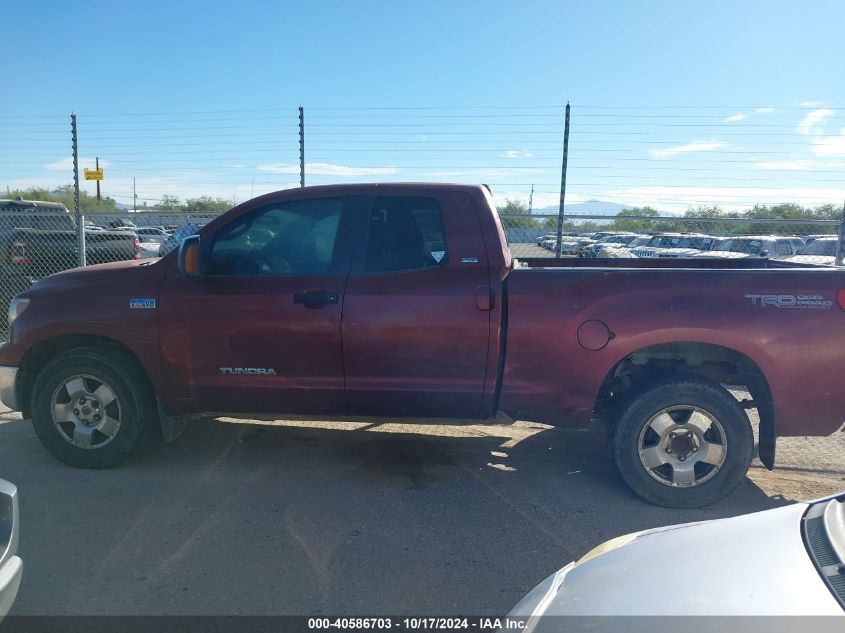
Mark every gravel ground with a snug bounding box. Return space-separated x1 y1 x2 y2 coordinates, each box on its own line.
1 402 842 616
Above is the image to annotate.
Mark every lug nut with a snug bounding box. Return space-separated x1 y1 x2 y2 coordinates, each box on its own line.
73 408 80 415
679 455 686 462
692 447 698 452
669 432 677 439
666 448 672 454
94 414 101 421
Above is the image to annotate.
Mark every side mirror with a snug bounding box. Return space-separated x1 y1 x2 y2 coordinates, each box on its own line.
759 249 769 258
178 235 201 278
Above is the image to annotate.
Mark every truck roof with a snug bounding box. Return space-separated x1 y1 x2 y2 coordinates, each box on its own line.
0 198 69 212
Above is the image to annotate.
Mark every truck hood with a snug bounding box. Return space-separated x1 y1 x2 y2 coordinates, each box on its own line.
509 502 843 616
27 259 159 293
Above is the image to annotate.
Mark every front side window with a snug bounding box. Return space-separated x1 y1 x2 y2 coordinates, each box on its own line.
364 197 446 273
207 198 342 276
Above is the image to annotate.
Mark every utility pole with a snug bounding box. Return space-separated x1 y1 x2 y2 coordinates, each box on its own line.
837 200 845 266
554 103 571 259
528 184 534 214
71 113 86 267
95 156 100 201
299 105 305 187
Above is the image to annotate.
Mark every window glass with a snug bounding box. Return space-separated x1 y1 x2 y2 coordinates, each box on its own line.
773 240 791 256
800 239 837 256
207 198 341 276
364 197 446 273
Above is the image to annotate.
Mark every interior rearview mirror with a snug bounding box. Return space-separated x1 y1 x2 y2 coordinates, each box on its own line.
178 235 201 278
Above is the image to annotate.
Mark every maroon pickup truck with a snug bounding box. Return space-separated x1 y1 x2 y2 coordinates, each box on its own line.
1 183 843 507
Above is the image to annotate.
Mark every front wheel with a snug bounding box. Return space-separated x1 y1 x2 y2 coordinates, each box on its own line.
611 377 754 508
30 347 156 468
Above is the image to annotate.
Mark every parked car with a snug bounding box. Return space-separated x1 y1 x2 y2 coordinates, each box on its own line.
0 478 21 621
0 199 140 333
135 227 170 243
630 233 716 258
579 233 642 257
784 237 839 266
693 235 806 260
3 184 845 509
507 492 845 617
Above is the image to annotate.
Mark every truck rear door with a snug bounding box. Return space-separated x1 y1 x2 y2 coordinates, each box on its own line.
341 191 493 418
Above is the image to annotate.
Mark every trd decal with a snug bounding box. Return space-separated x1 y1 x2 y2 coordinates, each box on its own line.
745 294 833 309
219 367 278 376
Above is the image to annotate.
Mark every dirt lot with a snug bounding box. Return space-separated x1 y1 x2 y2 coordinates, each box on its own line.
1 405 843 616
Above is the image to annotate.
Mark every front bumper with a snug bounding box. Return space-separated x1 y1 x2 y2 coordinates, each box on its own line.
0 366 18 411
0 479 21 621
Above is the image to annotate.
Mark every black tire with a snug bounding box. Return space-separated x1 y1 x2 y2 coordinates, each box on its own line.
611 376 753 508
30 347 156 468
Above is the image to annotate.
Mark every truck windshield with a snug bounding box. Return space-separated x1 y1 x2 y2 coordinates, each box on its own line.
799 239 837 256
714 238 763 254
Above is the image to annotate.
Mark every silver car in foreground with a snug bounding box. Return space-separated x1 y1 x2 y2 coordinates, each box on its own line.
508 494 844 618
0 479 21 620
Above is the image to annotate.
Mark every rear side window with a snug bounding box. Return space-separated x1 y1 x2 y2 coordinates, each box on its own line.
772 240 791 256
364 197 446 273
207 198 342 276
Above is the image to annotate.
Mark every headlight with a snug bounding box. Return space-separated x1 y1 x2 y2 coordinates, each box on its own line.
7 297 30 330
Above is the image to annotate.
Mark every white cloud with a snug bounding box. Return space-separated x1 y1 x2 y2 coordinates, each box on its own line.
756 107 775 113
257 162 399 176
421 167 547 180
503 149 533 158
811 128 845 156
756 160 815 170
725 113 747 122
44 157 110 171
797 108 833 134
800 101 824 108
651 141 727 158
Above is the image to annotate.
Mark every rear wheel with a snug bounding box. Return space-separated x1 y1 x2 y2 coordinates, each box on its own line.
611 377 754 508
31 347 156 468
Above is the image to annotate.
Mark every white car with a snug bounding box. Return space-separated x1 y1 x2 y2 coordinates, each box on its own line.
508 493 845 618
784 237 839 266
692 236 806 260
630 233 716 258
0 479 21 621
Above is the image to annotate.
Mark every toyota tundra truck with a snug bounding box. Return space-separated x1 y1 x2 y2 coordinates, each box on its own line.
1 183 843 507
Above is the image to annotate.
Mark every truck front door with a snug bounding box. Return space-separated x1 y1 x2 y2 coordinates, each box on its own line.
158 196 353 415
341 192 493 418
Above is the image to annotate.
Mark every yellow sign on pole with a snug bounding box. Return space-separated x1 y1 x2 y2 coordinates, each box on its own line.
84 168 104 181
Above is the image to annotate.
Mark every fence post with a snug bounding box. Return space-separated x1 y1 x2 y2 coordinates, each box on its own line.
71 113 86 267
555 102 571 258
837 201 845 266
299 105 305 188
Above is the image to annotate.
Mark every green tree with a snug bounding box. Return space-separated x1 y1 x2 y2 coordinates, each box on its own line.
609 207 662 233
497 198 537 229
182 196 234 213
158 194 182 211
2 185 119 213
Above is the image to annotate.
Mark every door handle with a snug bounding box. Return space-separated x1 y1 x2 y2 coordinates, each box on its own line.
475 286 494 311
293 290 339 309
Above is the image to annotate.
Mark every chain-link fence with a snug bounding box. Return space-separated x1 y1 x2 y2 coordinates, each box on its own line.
0 200 222 337
3 104 845 339
501 212 843 264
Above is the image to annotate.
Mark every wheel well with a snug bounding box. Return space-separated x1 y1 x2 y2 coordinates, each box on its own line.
595 342 776 468
16 335 152 418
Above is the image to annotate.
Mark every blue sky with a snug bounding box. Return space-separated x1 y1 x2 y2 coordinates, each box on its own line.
3 0 845 212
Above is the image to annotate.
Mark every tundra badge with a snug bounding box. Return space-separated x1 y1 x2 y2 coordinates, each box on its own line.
219 367 278 376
